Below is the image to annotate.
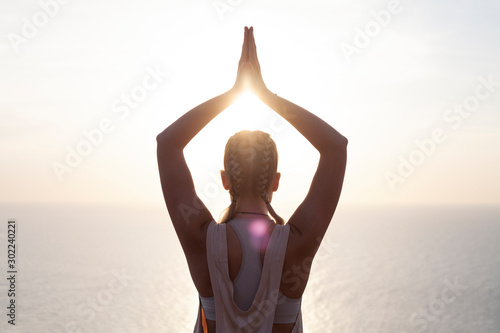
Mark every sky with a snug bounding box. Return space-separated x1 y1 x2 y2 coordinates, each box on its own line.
1 0 499 217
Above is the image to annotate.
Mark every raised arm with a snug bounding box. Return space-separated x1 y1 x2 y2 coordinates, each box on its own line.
156 92 235 238
156 28 251 250
246 27 348 258
260 91 347 241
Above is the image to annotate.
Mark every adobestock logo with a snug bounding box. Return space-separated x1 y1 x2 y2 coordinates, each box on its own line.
8 0 72 53
64 268 135 333
212 0 244 21
384 74 499 192
52 65 168 182
340 0 403 64
404 277 468 333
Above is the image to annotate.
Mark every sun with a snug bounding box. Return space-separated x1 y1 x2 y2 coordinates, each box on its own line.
230 91 269 126
205 90 274 138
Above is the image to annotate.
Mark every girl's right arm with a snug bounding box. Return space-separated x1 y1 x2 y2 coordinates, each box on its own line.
246 27 348 259
260 91 348 256
259 92 347 244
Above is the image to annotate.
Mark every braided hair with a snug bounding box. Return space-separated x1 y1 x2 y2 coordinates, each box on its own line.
219 130 285 225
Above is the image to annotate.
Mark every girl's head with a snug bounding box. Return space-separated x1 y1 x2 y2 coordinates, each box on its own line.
219 130 284 225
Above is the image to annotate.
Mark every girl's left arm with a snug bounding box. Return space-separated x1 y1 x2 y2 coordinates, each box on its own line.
156 89 237 247
157 27 249 253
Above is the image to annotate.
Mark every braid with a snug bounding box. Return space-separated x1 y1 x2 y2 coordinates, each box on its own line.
219 137 242 224
228 142 243 201
257 136 273 202
257 134 285 225
219 130 285 225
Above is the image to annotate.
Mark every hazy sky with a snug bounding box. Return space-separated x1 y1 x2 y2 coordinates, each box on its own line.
1 0 499 215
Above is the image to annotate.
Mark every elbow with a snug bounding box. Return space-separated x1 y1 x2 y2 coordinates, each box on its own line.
339 135 348 148
156 129 173 146
156 132 166 145
337 133 349 147
156 134 166 152
317 136 347 160
156 131 172 154
156 134 163 158
156 129 183 152
336 137 348 156
326 134 348 154
336 132 348 148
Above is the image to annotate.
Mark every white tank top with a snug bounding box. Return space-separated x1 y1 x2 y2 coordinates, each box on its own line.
194 219 303 332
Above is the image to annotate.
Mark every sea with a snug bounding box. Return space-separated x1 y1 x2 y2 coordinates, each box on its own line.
0 203 498 333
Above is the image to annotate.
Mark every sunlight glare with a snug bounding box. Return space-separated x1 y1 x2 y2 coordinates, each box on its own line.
200 90 273 146
229 91 269 129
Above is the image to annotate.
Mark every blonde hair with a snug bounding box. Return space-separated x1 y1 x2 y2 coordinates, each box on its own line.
218 130 285 225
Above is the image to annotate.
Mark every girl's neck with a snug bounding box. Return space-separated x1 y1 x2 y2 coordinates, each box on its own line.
233 196 269 215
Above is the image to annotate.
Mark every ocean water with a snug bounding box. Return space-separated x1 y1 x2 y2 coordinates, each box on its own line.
0 203 498 333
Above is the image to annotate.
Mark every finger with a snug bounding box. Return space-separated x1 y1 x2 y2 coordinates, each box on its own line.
245 26 249 61
239 27 248 64
240 27 248 64
249 27 259 63
249 29 262 75
248 27 255 61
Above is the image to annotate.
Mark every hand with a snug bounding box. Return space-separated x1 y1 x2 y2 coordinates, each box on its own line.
245 26 270 98
231 26 270 98
231 26 250 95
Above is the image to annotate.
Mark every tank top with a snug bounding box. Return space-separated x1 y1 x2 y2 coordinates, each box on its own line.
193 219 303 332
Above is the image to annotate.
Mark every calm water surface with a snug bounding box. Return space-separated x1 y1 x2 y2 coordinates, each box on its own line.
0 203 498 333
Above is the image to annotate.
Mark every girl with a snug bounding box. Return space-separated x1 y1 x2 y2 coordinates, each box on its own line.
157 26 347 333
